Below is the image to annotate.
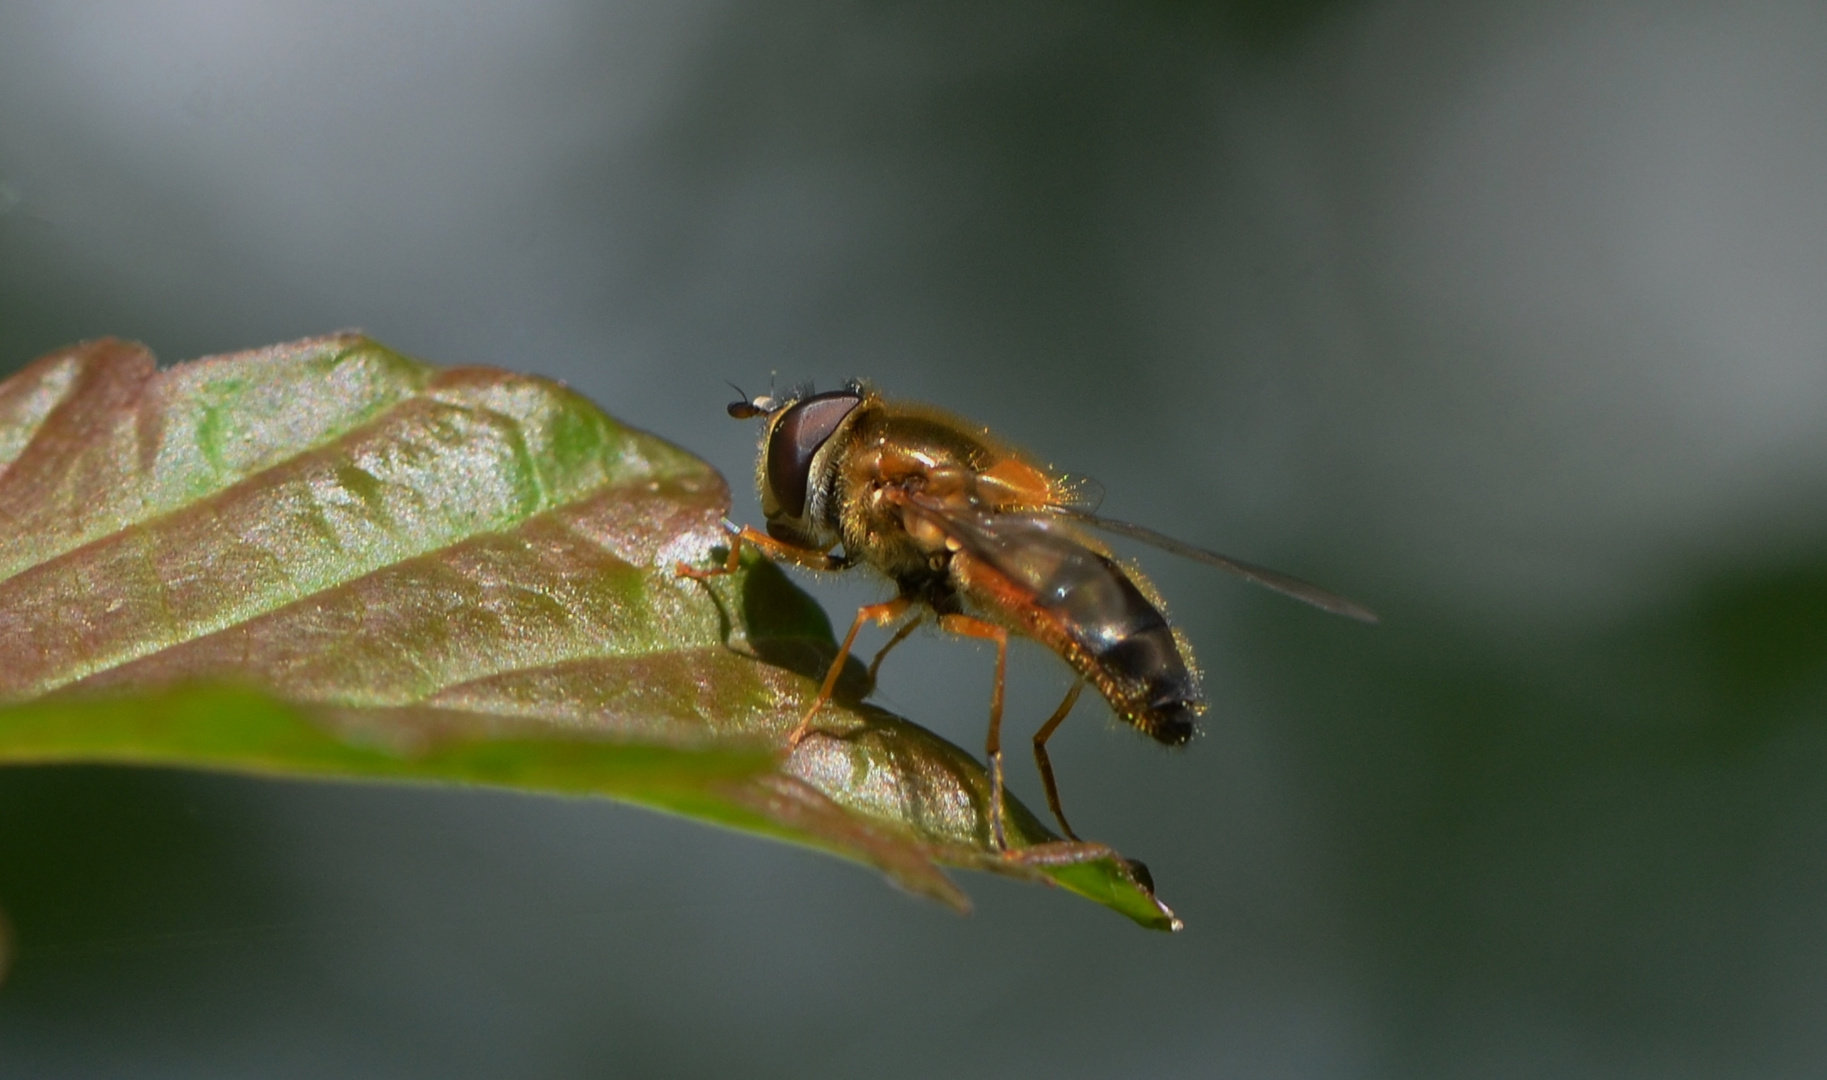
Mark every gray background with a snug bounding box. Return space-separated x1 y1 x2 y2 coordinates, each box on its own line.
4 1 1827 1076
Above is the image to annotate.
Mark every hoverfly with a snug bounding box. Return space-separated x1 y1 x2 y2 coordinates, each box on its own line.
679 382 1376 852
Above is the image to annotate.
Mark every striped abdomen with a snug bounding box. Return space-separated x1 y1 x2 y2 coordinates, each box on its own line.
939 510 1205 745
1043 547 1202 745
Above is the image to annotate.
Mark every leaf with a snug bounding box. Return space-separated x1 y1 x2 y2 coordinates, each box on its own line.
0 335 1179 931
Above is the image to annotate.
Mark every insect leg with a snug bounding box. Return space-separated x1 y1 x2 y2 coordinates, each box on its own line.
938 614 1012 851
1031 680 1086 841
674 524 845 581
787 596 913 747
864 613 923 684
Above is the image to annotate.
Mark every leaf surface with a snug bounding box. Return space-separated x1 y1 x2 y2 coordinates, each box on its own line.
0 336 1178 930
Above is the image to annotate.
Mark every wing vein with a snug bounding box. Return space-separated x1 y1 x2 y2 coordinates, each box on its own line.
1054 509 1379 623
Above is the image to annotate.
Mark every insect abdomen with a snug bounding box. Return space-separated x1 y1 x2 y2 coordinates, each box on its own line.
925 507 1206 745
1041 552 1203 746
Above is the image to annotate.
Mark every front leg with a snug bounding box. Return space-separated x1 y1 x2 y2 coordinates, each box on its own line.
674 522 847 580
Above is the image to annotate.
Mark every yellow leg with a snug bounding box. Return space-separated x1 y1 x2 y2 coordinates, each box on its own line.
865 614 922 684
674 523 846 581
939 613 1012 851
787 596 913 747
1031 680 1086 842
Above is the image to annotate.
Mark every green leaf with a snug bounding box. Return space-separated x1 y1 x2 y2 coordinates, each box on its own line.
0 335 1179 931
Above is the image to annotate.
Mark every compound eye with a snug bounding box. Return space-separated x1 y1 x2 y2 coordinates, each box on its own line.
766 391 861 519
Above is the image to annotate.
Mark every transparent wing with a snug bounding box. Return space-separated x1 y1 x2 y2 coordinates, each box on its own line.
1053 508 1379 624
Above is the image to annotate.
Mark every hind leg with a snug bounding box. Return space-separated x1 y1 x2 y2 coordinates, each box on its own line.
1031 680 1086 841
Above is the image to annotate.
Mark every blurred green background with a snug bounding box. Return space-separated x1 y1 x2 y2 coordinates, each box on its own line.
4 1 1826 1076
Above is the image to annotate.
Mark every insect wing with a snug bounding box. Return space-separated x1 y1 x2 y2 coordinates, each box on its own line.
900 495 1091 594
1052 508 1379 624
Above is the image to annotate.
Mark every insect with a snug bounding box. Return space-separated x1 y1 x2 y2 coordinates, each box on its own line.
680 381 1376 852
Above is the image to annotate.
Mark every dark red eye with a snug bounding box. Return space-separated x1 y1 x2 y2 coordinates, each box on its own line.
767 391 861 519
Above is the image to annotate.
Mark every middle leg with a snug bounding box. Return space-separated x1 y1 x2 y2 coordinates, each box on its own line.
787 596 913 747
865 614 923 685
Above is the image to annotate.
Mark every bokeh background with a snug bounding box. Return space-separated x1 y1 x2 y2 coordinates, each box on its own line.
4 1 1827 1076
